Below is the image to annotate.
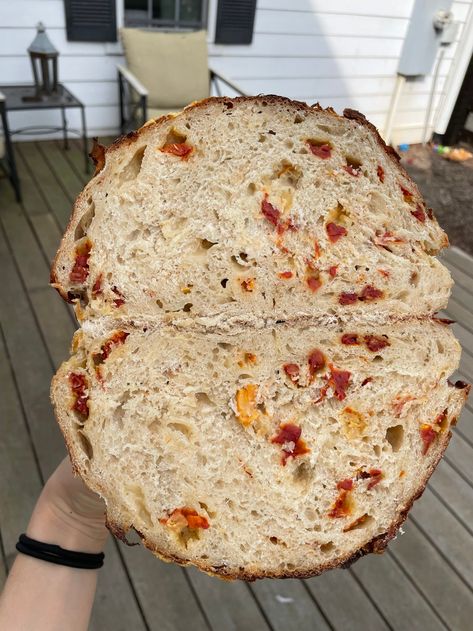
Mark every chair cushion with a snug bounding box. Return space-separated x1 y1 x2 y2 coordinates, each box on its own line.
121 28 210 109
147 107 180 120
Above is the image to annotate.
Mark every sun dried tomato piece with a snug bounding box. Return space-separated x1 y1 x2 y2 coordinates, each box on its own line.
326 222 348 243
337 478 353 491
400 184 414 203
328 265 338 277
160 143 193 158
112 286 125 308
329 480 353 518
307 141 331 159
328 366 351 401
367 469 383 489
411 205 426 223
261 195 281 227
307 276 322 292
420 424 437 455
92 274 103 296
339 292 358 305
238 352 257 368
272 423 310 465
377 165 385 183
341 333 359 345
278 271 293 279
375 231 406 245
241 278 255 292
364 335 390 352
272 423 301 445
343 164 361 177
283 363 300 382
308 349 326 378
236 384 260 427
93 331 129 365
162 507 209 530
69 372 89 418
359 285 384 301
70 240 91 284
434 409 448 432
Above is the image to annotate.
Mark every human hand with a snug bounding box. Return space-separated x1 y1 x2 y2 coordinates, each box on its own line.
27 457 109 553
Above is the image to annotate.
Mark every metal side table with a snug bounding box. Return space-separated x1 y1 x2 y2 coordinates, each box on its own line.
0 83 89 202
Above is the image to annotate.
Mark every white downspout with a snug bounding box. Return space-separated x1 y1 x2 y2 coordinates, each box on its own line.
383 75 406 145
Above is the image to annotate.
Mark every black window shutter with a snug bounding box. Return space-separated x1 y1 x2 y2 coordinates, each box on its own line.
215 0 257 45
64 0 117 42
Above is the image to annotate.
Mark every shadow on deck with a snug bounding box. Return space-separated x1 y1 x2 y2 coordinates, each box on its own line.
0 139 472 631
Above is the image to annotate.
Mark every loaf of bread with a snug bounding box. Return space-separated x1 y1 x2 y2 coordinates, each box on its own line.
51 96 470 579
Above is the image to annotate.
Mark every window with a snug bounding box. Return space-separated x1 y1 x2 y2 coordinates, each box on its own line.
124 0 207 29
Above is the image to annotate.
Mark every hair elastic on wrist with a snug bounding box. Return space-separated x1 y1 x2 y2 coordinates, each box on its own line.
16 534 105 570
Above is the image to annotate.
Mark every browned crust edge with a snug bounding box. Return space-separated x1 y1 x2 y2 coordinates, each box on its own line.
49 95 448 298
51 363 469 581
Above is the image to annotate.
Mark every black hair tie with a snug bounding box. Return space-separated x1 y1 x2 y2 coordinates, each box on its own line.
16 534 104 570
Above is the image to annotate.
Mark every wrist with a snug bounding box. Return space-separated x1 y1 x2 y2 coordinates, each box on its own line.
27 488 109 554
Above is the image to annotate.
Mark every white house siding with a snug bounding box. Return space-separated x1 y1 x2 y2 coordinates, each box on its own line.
0 0 472 143
208 0 473 144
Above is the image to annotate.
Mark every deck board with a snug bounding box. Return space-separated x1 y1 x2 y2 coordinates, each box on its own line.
0 142 472 630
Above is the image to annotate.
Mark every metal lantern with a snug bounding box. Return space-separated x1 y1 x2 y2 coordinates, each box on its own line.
28 22 59 98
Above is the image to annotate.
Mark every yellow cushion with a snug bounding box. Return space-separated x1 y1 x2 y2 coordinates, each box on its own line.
121 28 210 109
147 107 180 120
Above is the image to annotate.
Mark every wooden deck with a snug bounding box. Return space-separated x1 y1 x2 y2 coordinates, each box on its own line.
0 139 472 631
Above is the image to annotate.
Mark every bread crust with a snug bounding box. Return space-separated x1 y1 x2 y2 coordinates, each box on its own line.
50 96 469 580
50 95 448 298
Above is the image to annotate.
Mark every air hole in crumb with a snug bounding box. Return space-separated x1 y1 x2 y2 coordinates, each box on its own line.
436 339 444 354
372 355 383 362
247 182 257 195
182 303 192 312
195 392 214 406
221 278 229 288
284 139 294 149
346 514 374 531
113 404 125 428
294 462 312 483
294 114 304 124
346 155 362 170
305 507 317 520
320 543 334 554
200 238 217 250
74 204 95 240
163 127 187 147
119 146 146 185
78 431 93 460
373 445 381 457
218 342 232 350
231 254 249 268
386 425 404 452
168 422 192 439
258 133 266 143
156 299 163 308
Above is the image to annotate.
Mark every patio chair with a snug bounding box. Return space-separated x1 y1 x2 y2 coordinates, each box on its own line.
118 28 246 134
